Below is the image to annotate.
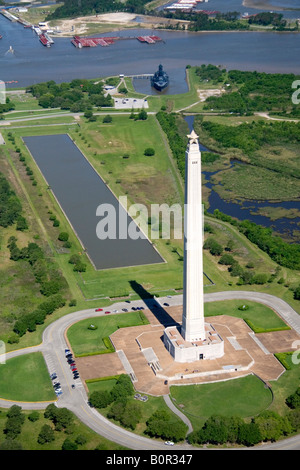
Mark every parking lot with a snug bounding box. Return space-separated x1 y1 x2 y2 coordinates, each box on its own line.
113 97 149 109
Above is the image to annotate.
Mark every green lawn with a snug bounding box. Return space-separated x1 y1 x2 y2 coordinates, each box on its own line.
270 354 300 415
0 353 55 402
204 299 289 332
67 311 149 356
170 375 273 429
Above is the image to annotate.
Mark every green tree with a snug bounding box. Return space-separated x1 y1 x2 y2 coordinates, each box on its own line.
16 215 28 231
58 232 69 242
38 424 55 444
286 387 300 409
103 114 112 123
89 390 113 409
146 410 187 442
218 253 235 265
28 411 40 422
62 438 78 450
254 410 291 442
84 109 93 120
120 402 142 430
237 421 262 446
144 147 155 156
203 237 223 256
138 109 147 120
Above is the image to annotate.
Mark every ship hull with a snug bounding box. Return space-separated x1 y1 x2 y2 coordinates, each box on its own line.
152 80 169 91
151 64 169 92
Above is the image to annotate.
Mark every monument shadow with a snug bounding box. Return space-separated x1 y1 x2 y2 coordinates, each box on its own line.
129 280 180 329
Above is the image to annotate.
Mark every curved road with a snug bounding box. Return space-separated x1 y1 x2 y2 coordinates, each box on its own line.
1 291 300 450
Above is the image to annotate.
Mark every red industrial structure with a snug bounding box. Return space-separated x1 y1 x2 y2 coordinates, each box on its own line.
71 35 163 48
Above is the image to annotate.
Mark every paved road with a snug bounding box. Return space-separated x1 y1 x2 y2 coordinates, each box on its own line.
1 291 300 450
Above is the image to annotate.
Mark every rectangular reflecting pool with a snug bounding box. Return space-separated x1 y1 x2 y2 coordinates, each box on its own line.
23 134 164 270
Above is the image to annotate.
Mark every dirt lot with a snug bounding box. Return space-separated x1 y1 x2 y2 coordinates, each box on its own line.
48 13 189 36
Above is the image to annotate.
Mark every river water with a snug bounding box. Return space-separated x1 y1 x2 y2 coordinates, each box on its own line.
1 15 300 90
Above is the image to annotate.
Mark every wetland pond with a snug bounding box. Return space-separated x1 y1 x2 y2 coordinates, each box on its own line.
184 115 300 242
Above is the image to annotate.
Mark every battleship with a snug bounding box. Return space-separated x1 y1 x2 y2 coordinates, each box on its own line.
151 64 169 92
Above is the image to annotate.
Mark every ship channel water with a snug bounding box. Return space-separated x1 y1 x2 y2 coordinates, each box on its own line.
1 15 300 89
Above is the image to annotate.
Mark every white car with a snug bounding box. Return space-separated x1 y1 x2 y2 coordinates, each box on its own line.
165 441 174 446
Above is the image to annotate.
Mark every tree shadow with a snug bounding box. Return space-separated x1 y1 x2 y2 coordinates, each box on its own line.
129 280 180 329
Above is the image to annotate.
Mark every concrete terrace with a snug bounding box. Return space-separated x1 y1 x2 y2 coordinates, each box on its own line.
76 305 300 396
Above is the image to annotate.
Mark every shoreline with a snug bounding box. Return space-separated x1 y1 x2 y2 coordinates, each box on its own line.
15 10 300 39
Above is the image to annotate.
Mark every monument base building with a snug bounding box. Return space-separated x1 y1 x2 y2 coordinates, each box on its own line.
164 323 224 363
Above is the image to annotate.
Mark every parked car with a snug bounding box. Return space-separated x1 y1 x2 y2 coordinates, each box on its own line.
165 441 174 446
95 308 103 312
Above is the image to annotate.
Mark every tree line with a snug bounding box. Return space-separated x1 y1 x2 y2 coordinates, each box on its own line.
0 172 26 229
201 65 300 115
156 111 187 178
89 374 187 441
189 407 299 447
46 0 149 19
7 236 68 338
211 209 300 273
26 79 113 112
0 98 15 119
199 119 300 180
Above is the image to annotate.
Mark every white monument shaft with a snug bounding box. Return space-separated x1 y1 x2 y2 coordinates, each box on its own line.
181 131 206 342
163 130 224 363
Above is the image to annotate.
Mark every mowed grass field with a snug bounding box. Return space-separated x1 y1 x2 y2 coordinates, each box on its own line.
0 353 55 402
170 375 273 428
67 311 149 356
205 299 288 332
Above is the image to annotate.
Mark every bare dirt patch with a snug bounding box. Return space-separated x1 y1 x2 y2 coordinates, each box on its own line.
198 88 225 102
